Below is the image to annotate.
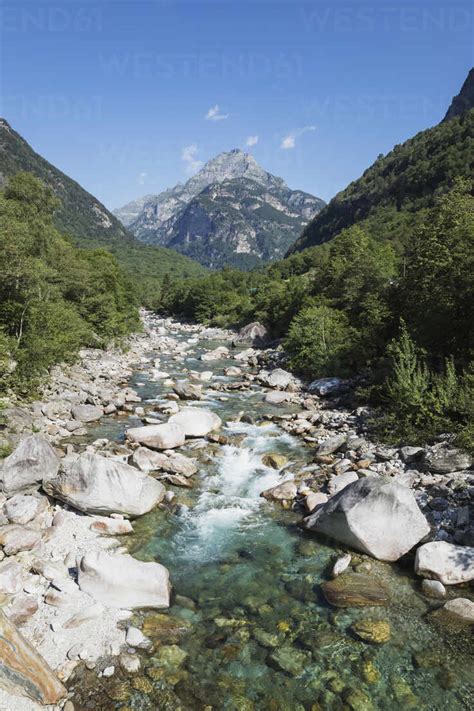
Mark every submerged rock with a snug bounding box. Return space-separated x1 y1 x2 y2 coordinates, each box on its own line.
78 551 170 609
303 478 430 561
415 541 474 585
350 618 391 644
0 609 66 704
269 645 308 676
44 452 165 517
321 573 390 607
1 436 59 495
442 598 474 623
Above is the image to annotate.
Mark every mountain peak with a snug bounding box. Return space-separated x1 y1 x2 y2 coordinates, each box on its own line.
443 67 474 122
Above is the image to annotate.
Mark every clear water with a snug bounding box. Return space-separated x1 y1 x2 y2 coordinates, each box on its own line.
72 328 474 711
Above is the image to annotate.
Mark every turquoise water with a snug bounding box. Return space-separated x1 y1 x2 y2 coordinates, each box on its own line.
71 328 473 711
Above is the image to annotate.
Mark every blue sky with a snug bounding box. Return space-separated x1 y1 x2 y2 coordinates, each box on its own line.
1 0 472 209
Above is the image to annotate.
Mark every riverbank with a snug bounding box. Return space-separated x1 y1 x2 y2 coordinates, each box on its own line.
0 312 472 710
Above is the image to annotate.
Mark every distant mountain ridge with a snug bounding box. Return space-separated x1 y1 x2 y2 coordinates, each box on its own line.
114 149 325 269
289 69 474 255
0 119 208 294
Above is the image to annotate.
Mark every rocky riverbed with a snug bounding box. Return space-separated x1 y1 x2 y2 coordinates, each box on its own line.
0 312 472 710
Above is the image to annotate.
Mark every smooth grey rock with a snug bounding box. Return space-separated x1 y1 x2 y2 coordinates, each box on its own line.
305 492 328 512
303 478 430 562
132 447 169 472
415 541 474 585
234 322 268 346
0 560 23 594
332 553 352 578
308 377 346 397
328 471 359 495
265 391 290 405
425 445 472 474
43 453 165 517
318 434 347 456
1 436 59 495
71 404 103 423
400 446 425 463
260 480 297 501
169 407 222 437
78 551 170 609
443 598 474 622
421 579 446 599
126 422 186 450
266 368 294 389
3 494 41 524
173 380 203 401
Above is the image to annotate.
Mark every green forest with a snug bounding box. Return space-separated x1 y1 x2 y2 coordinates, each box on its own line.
159 179 474 450
0 172 140 395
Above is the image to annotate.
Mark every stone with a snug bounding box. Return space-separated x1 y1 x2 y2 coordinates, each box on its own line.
163 453 198 477
350 619 391 644
421 579 446 599
169 407 222 437
425 445 472 474
78 551 170 609
71 404 103 423
173 381 203 401
90 518 133 535
270 645 308 676
1 436 59 495
308 377 346 397
305 492 328 512
265 391 290 405
0 609 66 704
120 653 140 673
343 687 374 711
303 478 430 561
234 322 268 346
400 446 425 463
44 453 165 517
0 561 23 594
6 595 39 626
414 541 474 585
328 471 359 495
266 368 294 389
0 525 41 555
200 346 229 362
318 434 347 456
153 644 188 670
126 626 149 648
132 447 169 472
442 598 474 622
332 553 352 578
126 422 186 450
261 453 288 469
3 494 41 524
260 480 297 502
321 573 390 607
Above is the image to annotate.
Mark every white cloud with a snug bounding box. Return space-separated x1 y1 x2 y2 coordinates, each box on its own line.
205 104 229 121
280 125 316 150
181 144 203 175
246 135 259 146
138 171 147 185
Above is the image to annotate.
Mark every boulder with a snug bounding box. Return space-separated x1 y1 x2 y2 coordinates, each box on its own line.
1 436 59 495
321 573 390 607
169 407 222 437
0 526 42 556
78 551 170 609
173 381 203 401
0 609 66 704
71 404 103 423
318 434 347 455
328 471 359 495
266 368 294 389
350 619 391 644
126 422 186 450
200 346 229 362
132 447 169 472
303 478 430 562
424 445 472 474
265 391 290 405
308 377 346 397
414 541 474 585
43 453 165 517
305 492 328 512
3 494 42 524
400 446 425 463
442 598 474 623
234 321 268 346
260 480 297 502
262 453 288 469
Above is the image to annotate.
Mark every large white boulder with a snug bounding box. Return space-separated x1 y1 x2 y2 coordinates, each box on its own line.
303 478 430 561
415 541 474 585
169 407 222 437
126 422 185 450
71 404 103 422
266 368 294 389
43 453 165 517
78 551 170 609
1 436 59 495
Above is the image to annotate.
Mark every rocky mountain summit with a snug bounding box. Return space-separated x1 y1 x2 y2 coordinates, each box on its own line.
114 149 325 269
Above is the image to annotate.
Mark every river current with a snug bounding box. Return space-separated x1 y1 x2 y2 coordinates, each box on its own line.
71 323 473 711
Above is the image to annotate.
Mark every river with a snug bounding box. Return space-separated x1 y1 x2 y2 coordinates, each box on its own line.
70 320 473 711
